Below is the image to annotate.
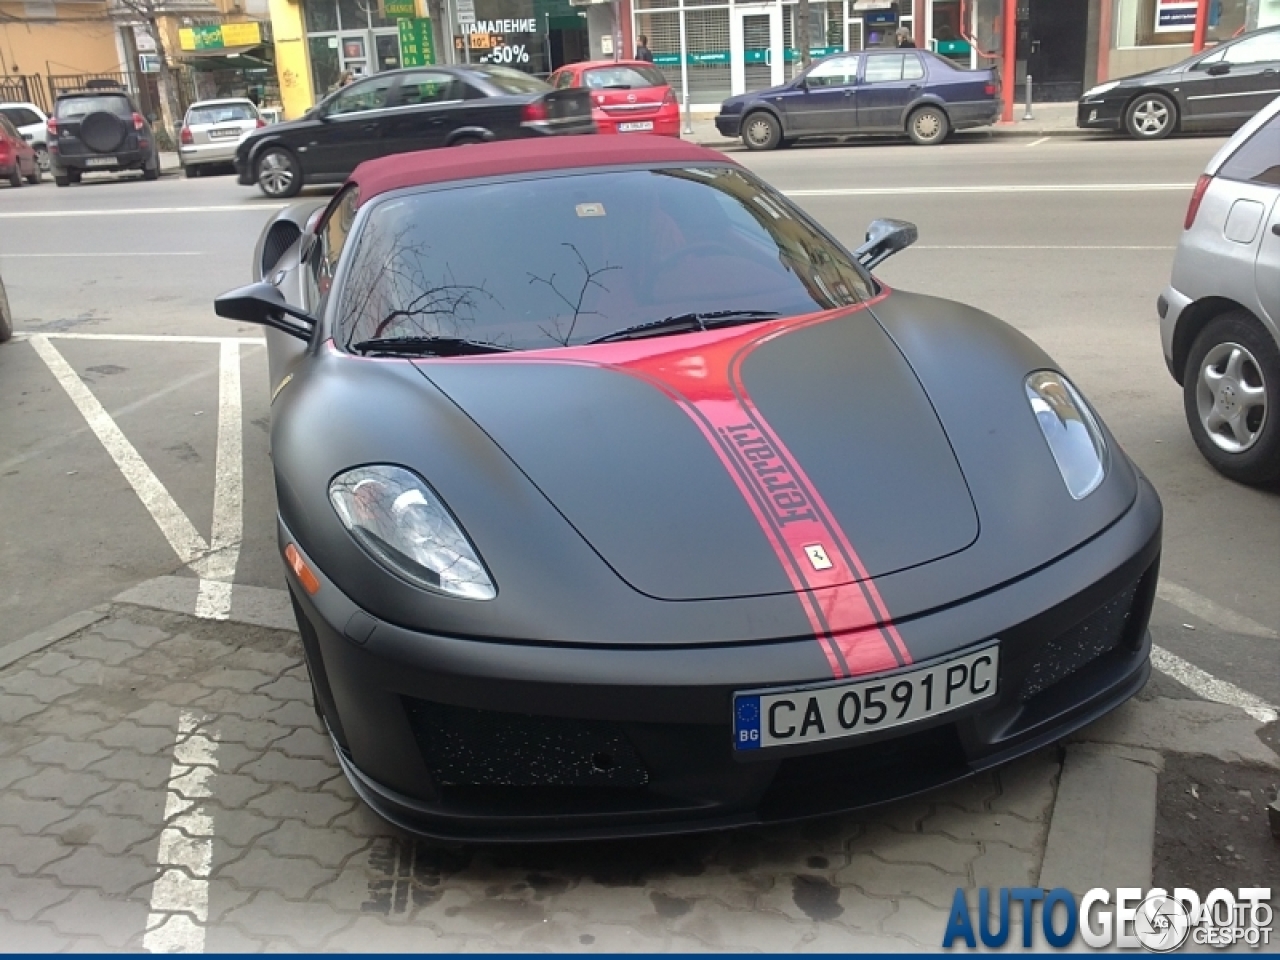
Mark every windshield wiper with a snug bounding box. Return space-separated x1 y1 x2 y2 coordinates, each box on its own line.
589 310 780 344
351 336 514 358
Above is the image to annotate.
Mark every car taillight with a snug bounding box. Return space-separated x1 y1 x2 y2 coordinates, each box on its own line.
180 126 193 145
984 82 997 96
521 101 548 123
662 87 677 105
46 117 58 136
132 112 145 131
1185 174 1212 230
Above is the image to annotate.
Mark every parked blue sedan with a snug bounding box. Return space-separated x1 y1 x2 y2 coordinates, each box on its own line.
716 50 1000 150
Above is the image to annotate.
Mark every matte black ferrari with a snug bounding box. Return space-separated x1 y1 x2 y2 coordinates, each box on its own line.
217 136 1161 841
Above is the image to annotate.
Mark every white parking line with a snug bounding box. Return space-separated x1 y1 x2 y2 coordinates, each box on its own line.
916 245 1176 251
786 183 1195 197
0 252 204 258
1157 580 1279 640
1025 136 1051 148
143 712 218 953
194 342 243 621
1152 646 1278 724
0 204 285 220
15 332 264 345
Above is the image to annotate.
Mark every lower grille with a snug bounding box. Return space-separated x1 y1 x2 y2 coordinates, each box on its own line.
403 698 649 788
1019 580 1141 702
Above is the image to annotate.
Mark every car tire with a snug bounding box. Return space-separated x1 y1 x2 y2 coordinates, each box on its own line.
34 146 50 172
26 160 41 185
907 105 950 145
183 164 197 179
742 111 782 151
451 135 485 147
7 167 21 188
54 173 69 187
1125 92 1176 140
68 169 82 184
0 278 12 344
256 146 302 199
1182 309 1280 486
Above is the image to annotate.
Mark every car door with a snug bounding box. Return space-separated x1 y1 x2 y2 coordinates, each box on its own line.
1185 32 1280 128
305 74 398 179
783 55 860 134
856 53 924 131
381 71 466 154
1227 113 1280 327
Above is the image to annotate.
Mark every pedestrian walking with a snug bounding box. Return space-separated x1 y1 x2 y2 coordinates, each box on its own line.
896 27 917 48
635 35 654 62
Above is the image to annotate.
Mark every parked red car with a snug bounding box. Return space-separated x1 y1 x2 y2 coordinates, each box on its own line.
0 113 40 187
548 60 680 137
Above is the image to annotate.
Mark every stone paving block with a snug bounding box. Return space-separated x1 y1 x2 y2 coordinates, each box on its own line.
21 734 111 772
37 887 149 948
87 780 166 822
0 826 76 875
0 672 79 705
879 895 949 947
148 629 235 664
51 808 159 857
199 714 292 751
203 922 271 952
221 890 355 949
852 823 981 875
794 924 917 952
191 771 271 808
125 701 181 729
63 630 147 664
921 803 1047 854
0 694 48 724
199 667 278 693
418 887 553 942
0 915 75 951
991 748 1061 821
254 818 372 869
13 765 116 807
970 839 1040 889
91 719 181 753
271 726 334 760
198 877 257 924
320 914 467 952
935 772 1001 814
255 674 313 704
0 755 38 792
220 647 300 676
193 690 293 723
239 750 339 791
758 873 896 930
0 794 77 835
40 845 158 897
0 867 73 922
836 855 958 909
28 704 115 740
141 681 216 705
85 749 178 790
860 800 933 834
249 784 355 829
214 847 336 897
262 698 325 732
24 650 81 677
665 896 810 951
171 805 277 848
58 660 138 690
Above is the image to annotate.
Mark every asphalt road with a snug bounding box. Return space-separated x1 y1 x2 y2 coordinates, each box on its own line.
1 134 1276 716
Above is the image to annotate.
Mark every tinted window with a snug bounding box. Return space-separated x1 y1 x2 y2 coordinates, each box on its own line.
395 72 458 105
56 95 132 118
187 103 257 124
552 71 575 89
864 54 907 83
474 66 550 95
806 55 860 87
325 76 394 115
0 107 41 127
1218 111 1280 185
304 187 361 310
1223 32 1280 65
336 167 873 351
582 65 668 89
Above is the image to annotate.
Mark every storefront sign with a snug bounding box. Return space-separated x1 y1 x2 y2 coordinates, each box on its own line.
1155 0 1198 31
179 21 262 51
398 17 436 65
456 0 476 23
384 0 417 17
655 47 842 66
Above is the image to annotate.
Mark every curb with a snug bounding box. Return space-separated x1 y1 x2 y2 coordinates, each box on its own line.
114 575 296 632
687 127 1090 150
0 607 110 671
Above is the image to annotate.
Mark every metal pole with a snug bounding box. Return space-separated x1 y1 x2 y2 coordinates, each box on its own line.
1023 73 1033 120
1000 0 1016 123
1193 0 1210 52
683 93 693 135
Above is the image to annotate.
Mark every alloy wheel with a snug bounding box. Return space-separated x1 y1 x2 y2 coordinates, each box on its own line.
1196 341 1268 454
258 152 295 197
1132 98 1170 136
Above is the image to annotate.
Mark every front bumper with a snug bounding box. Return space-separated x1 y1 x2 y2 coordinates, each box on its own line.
715 114 743 138
283 477 1161 842
1077 98 1125 131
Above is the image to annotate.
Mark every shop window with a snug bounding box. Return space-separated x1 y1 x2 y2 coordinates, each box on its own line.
305 0 339 33
309 36 341 95
1114 0 1248 48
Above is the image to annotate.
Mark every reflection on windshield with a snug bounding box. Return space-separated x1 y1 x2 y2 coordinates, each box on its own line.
337 167 874 352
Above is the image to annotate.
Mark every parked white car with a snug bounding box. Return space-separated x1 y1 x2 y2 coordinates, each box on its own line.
1160 94 1280 486
179 98 263 177
0 102 50 171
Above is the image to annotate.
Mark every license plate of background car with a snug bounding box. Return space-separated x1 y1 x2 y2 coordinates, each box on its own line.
84 157 115 167
209 128 241 139
732 643 999 751
618 122 654 132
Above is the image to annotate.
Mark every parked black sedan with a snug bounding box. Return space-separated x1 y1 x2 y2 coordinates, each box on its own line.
1078 25 1280 140
234 64 594 198
715 49 999 149
216 136 1160 841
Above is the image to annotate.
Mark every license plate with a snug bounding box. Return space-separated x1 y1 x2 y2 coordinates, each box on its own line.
733 644 999 751
84 157 115 167
618 121 654 132
209 127 241 139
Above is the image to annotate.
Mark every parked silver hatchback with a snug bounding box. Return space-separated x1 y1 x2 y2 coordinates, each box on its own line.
1160 95 1280 486
179 99 263 177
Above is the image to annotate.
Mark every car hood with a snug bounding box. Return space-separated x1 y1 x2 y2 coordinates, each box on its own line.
415 305 979 602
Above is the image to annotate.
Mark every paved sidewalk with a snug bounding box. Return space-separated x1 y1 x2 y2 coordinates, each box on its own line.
0 579 1272 951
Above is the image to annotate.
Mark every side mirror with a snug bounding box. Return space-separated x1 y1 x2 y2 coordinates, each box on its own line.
214 281 316 341
854 218 918 270
1207 62 1231 76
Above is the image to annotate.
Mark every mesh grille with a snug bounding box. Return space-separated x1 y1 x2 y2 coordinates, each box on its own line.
404 699 650 788
1019 581 1141 702
260 220 301 277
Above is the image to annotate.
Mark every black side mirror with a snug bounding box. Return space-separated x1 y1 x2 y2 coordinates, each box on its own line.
1207 62 1231 76
214 281 316 341
855 219 918 270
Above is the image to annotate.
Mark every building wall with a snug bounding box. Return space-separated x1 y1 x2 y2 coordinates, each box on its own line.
1107 42 1192 77
0 3 122 77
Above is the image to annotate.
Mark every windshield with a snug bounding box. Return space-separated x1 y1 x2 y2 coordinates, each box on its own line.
187 103 257 125
336 167 873 352
475 66 551 95
583 65 669 89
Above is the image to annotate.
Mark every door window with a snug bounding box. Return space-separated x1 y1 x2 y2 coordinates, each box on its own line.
304 186 361 310
863 54 907 83
1223 32 1280 65
806 55 860 88
395 72 459 106
325 76 394 116
902 54 925 81
0 107 41 127
1218 112 1280 185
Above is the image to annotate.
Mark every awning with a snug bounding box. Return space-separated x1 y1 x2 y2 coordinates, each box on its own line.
177 46 274 70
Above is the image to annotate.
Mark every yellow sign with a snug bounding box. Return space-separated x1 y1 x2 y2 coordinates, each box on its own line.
221 22 262 46
179 21 263 51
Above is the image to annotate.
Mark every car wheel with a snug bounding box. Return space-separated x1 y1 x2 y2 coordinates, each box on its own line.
34 146 50 172
742 111 782 151
142 162 159 181
183 164 197 179
7 166 21 188
54 173 69 187
1125 92 1176 140
26 160 41 185
68 169 81 184
256 147 302 199
0 278 12 344
907 105 950 145
451 135 485 147
1183 310 1280 486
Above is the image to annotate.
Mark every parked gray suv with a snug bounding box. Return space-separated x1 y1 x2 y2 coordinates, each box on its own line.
1160 94 1280 486
48 89 160 186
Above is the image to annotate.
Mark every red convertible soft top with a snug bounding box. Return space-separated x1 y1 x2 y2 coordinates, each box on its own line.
349 135 735 205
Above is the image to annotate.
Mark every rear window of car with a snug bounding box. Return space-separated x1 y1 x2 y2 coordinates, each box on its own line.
56 95 132 118
1218 112 1280 186
187 103 257 125
475 66 550 95
0 107 41 127
582 65 668 90
336 166 873 352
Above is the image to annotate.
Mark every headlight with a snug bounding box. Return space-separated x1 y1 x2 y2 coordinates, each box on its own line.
328 465 496 600
1083 81 1119 99
1025 371 1108 500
